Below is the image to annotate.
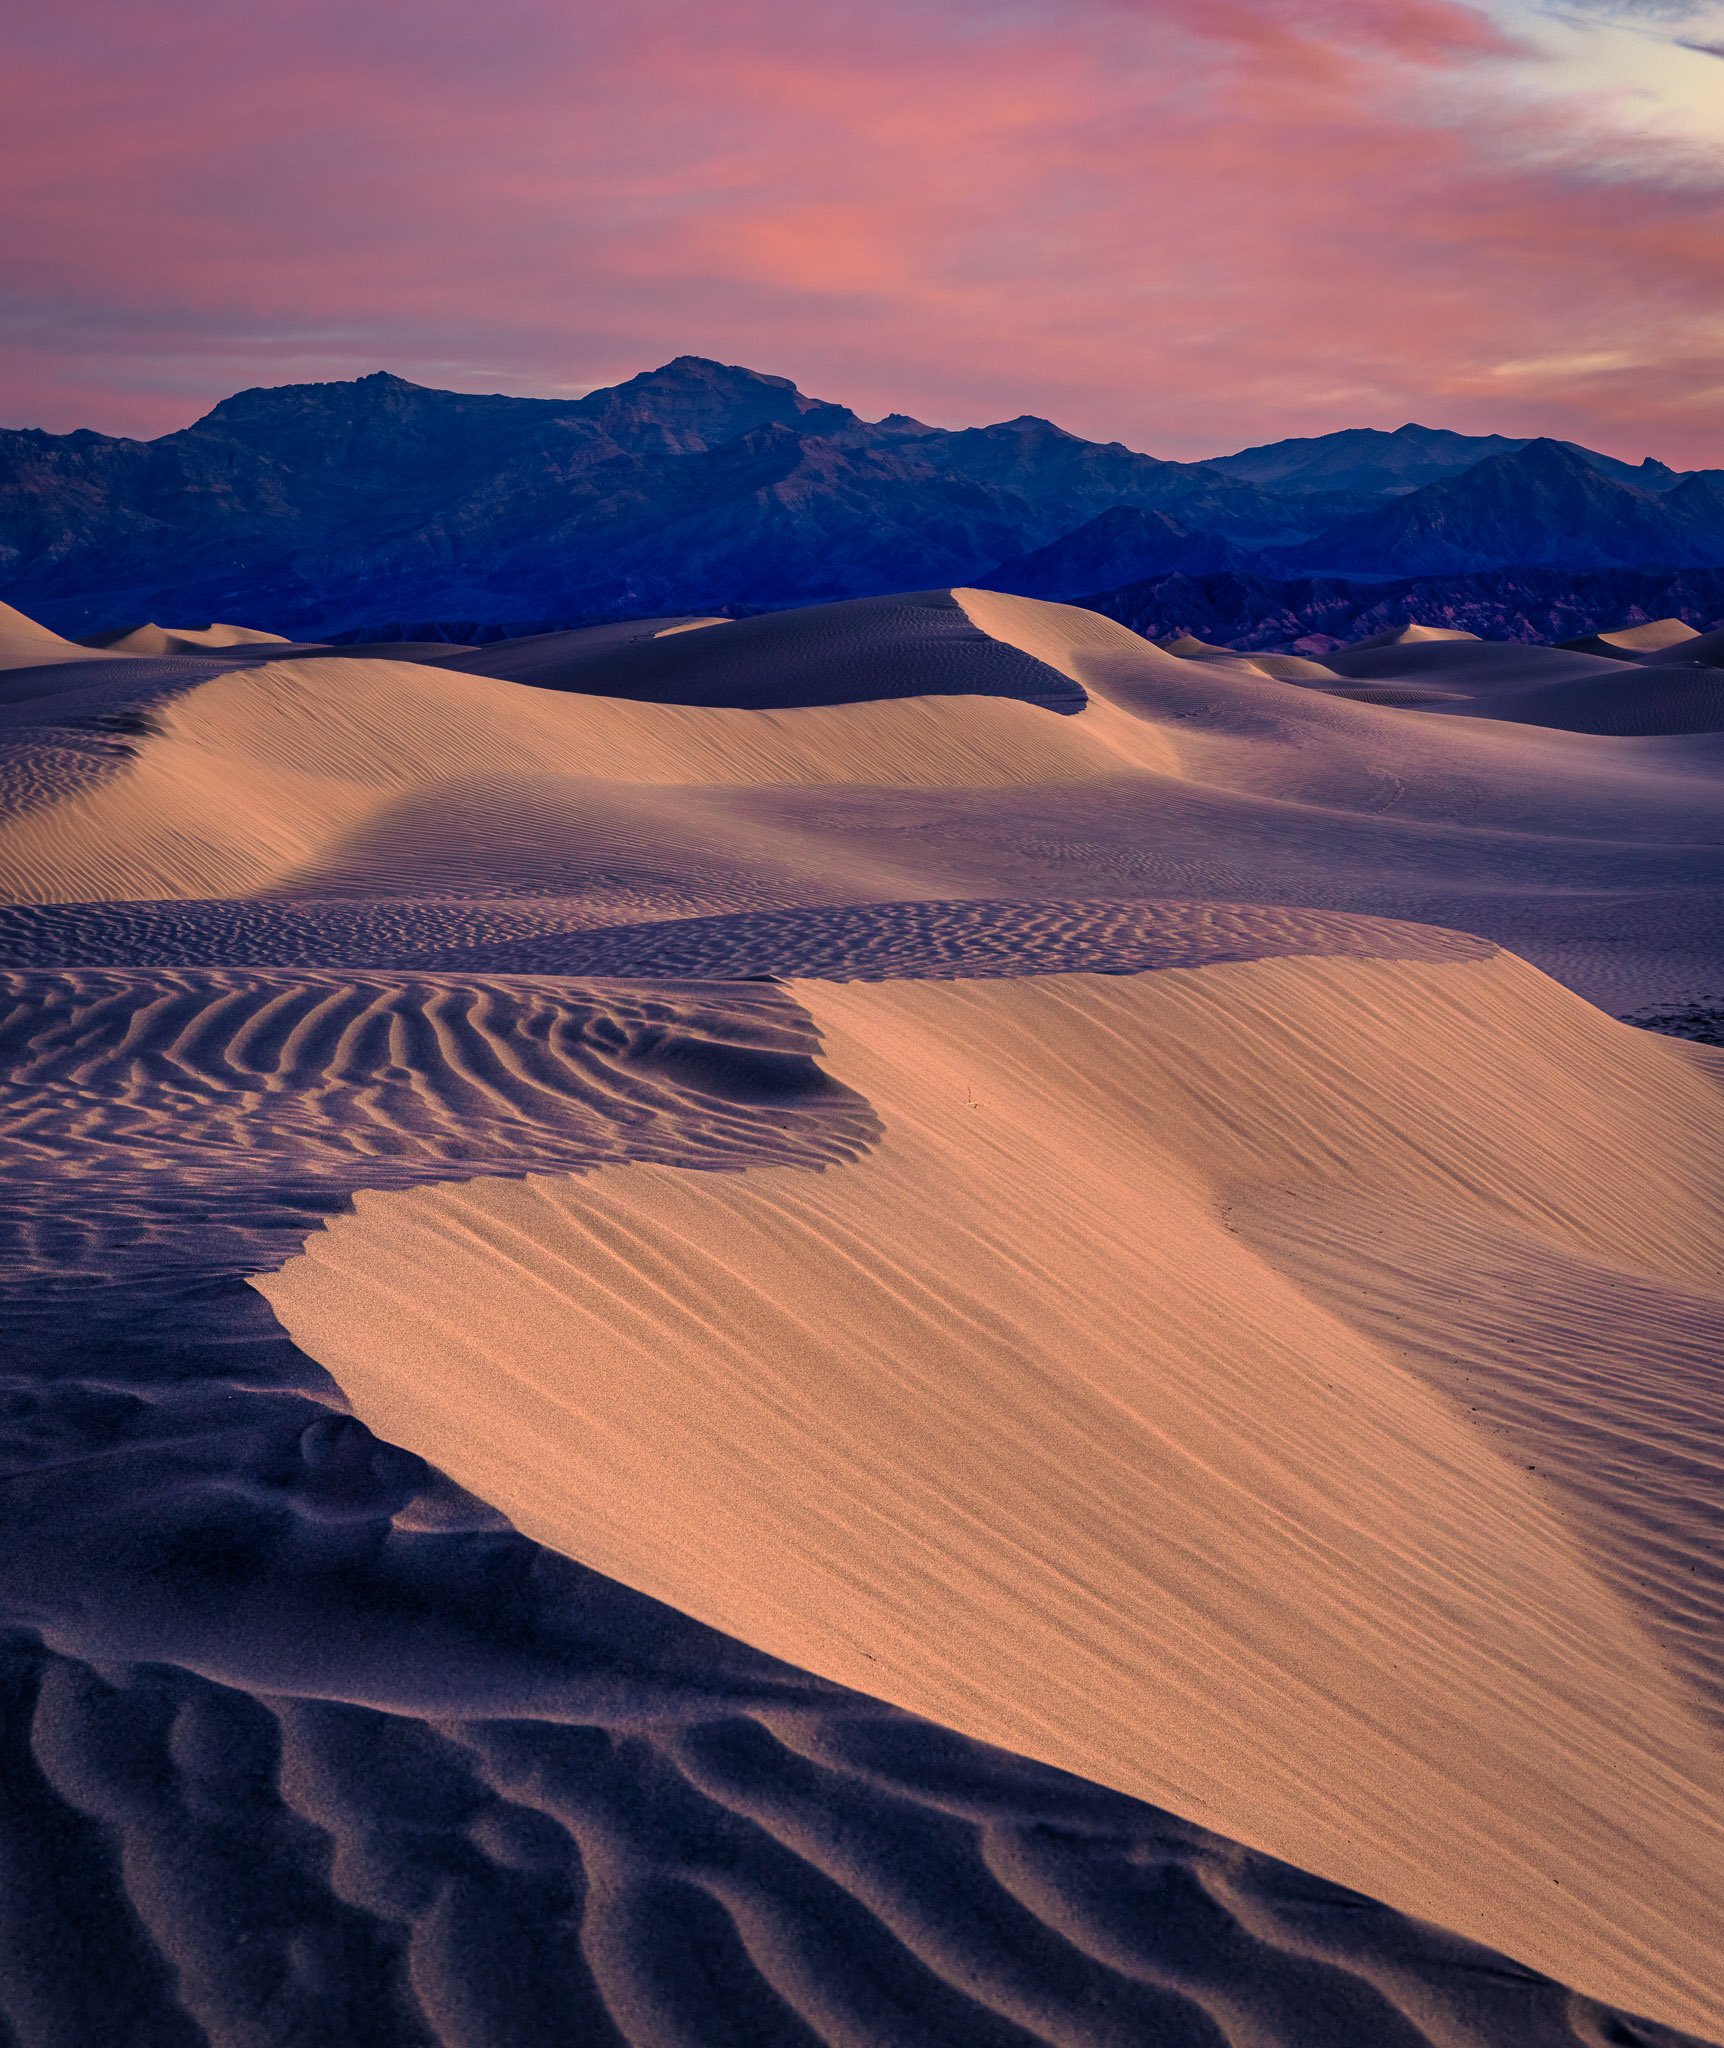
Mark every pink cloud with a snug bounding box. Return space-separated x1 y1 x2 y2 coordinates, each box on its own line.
2 0 1720 466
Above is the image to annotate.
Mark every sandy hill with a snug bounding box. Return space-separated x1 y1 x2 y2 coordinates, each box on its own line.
1559 617 1699 658
2 587 1723 2046
1645 622 1724 667
77 620 296 655
0 598 126 671
264 950 1724 2035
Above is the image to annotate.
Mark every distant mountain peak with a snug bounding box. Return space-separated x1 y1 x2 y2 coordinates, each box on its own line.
1205 421 1533 497
622 355 801 393
568 355 859 453
1516 435 1586 462
1265 429 1724 577
1471 437 1654 497
203 367 427 410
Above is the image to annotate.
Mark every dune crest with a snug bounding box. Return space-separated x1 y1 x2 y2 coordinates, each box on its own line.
1345 622 1481 649
77 620 295 655
1138 627 1341 679
0 599 125 672
1559 618 1700 658
260 950 1724 2037
0 647 1176 905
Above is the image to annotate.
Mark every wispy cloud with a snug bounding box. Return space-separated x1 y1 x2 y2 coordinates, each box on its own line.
2 0 1720 464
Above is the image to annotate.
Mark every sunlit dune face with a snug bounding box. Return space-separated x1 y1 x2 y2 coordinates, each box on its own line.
2 0 1721 462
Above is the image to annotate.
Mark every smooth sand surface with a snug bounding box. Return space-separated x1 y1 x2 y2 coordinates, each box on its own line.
1644 622 1724 666
1346 623 1481 649
1560 618 1700 658
77 620 295 655
0 648 1172 905
1306 635 1724 733
1154 631 1341 680
0 599 127 670
428 615 735 685
437 593 1082 707
5 587 1724 2045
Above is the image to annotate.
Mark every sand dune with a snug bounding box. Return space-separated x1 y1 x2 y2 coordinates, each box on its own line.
4 590 1722 1013
428 614 734 684
4 586 1723 2044
77 620 296 655
1153 630 1340 680
1305 634 1724 730
13 945 1705 2044
0 646 1173 905
1318 638 1632 688
1343 623 1482 649
260 950 1724 2038
440 592 1082 708
1643 622 1724 667
1560 617 1700 658
0 599 127 671
1443 662 1724 735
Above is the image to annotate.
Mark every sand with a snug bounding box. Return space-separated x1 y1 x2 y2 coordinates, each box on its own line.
1560 618 1701 658
258 951 1724 2033
76 621 296 656
1154 630 1342 680
0 599 128 670
1645 623 1724 667
3 586 1722 2045
6 588 1722 1008
1346 623 1481 650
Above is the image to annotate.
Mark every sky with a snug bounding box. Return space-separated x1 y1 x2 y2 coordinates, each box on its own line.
3 0 1721 464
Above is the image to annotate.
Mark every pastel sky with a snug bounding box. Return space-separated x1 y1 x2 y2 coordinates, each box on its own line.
4 0 1722 463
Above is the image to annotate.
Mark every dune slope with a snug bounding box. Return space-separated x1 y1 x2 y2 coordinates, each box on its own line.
261 949 1724 2038
0 600 125 672
0 644 1176 907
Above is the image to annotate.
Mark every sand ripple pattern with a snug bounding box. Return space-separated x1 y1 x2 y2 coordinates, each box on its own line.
430 896 1499 980
0 894 1497 980
0 654 242 818
1238 1188 1724 1730
1 968 876 1288
0 895 664 969
2 1643 1708 2048
0 732 140 824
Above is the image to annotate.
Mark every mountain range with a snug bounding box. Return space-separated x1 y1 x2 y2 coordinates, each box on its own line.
1204 420 1690 499
2 356 1721 640
1077 564 1724 655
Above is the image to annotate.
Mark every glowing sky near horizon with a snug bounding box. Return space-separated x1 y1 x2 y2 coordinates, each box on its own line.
3 0 1721 463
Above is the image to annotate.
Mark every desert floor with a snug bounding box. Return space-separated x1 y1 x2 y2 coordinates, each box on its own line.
3 589 1722 2046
